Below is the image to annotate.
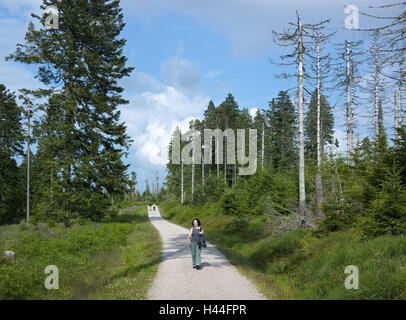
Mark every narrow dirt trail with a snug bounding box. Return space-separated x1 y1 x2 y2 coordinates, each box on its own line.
147 206 267 300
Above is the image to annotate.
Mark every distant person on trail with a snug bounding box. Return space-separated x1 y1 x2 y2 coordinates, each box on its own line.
153 205 156 211
186 218 204 270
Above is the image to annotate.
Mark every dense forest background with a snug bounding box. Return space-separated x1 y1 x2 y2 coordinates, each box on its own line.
163 91 406 239
0 1 405 242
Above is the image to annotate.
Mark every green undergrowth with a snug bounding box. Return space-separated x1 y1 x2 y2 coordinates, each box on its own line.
0 202 161 300
159 199 406 300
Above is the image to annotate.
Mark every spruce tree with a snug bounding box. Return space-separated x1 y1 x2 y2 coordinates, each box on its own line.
203 100 217 129
304 89 334 162
0 84 26 224
265 91 298 170
217 93 240 129
7 0 134 222
252 110 267 170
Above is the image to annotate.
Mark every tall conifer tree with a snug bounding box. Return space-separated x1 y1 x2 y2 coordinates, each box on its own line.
7 0 134 221
0 84 26 224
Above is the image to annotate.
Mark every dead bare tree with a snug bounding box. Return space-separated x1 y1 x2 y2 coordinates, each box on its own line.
272 13 337 218
355 2 406 136
333 39 365 159
362 30 391 136
263 196 316 234
272 11 310 216
304 20 336 218
181 157 184 204
381 53 405 141
357 2 406 53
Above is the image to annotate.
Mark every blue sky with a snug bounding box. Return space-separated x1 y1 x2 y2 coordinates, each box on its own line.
0 0 400 192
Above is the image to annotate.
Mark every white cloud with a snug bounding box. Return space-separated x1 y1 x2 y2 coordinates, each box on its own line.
121 85 209 166
141 86 206 117
120 53 210 170
134 116 198 166
118 56 210 191
249 107 258 118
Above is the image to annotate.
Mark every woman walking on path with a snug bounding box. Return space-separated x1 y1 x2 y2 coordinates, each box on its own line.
187 218 204 270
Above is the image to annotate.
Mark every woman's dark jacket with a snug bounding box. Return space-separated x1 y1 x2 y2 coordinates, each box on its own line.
198 232 207 249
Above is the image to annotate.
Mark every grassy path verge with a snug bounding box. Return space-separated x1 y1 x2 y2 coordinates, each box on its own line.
158 199 406 300
0 202 162 300
87 204 162 299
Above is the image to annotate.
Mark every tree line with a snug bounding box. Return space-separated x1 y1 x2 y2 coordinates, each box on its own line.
165 3 406 238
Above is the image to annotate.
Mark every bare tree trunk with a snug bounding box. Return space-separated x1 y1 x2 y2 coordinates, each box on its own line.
63 85 72 213
261 122 265 170
298 16 306 216
395 61 403 141
26 101 31 223
374 30 380 136
216 128 219 179
201 146 204 196
315 39 324 218
155 172 159 199
350 58 355 156
181 159 184 204
395 89 400 141
224 138 227 184
316 41 321 168
399 62 403 129
192 135 195 201
51 168 53 203
346 41 351 158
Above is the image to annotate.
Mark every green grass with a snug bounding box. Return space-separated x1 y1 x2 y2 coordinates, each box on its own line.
0 202 162 300
87 204 162 299
159 199 406 300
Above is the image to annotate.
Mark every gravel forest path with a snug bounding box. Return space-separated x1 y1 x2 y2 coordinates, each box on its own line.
147 205 267 300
